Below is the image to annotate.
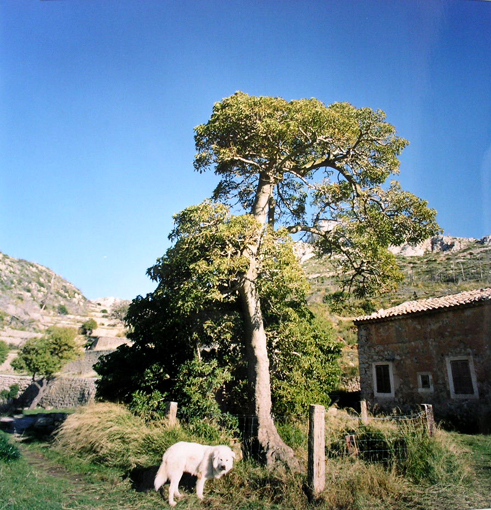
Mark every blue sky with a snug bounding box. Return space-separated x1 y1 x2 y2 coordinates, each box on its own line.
1 0 490 300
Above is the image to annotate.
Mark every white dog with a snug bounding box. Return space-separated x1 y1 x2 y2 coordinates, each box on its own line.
154 441 235 506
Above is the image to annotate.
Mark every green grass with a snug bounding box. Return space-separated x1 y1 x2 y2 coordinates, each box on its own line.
0 438 164 510
2 405 491 510
0 431 21 462
22 408 76 416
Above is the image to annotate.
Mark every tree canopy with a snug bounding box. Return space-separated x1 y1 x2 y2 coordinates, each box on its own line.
96 201 341 417
101 93 440 468
12 326 81 408
194 92 440 296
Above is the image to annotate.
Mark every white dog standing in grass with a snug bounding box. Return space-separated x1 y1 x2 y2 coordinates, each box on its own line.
154 441 235 506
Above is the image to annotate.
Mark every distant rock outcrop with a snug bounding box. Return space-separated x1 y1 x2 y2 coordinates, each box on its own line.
389 235 488 257
295 234 490 260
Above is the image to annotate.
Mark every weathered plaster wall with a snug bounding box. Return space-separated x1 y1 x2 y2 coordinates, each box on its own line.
358 302 491 430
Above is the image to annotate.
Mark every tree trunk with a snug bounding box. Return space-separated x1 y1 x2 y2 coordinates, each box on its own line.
239 172 299 470
29 378 48 410
239 258 299 469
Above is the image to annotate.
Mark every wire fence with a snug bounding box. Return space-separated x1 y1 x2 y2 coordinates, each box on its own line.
324 405 434 465
163 400 436 478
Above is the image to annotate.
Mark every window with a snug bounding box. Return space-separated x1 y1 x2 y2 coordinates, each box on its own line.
446 356 479 399
372 362 394 398
417 372 433 393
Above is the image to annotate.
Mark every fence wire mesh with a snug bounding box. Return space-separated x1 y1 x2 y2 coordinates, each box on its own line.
324 408 431 467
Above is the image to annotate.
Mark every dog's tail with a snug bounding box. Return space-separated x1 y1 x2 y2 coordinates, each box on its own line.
154 460 168 491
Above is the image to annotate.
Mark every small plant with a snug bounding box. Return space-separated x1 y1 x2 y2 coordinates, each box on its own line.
0 339 9 364
0 383 19 404
0 431 21 463
57 304 69 315
80 318 97 336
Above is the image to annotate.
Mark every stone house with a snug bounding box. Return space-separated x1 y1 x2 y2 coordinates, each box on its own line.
354 288 491 432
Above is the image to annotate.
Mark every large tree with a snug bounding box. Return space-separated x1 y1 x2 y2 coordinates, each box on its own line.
194 92 441 466
96 202 341 420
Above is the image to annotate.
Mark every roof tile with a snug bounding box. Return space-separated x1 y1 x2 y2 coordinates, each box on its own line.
354 287 491 323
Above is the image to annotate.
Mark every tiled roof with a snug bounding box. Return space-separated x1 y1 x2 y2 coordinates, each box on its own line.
354 287 491 323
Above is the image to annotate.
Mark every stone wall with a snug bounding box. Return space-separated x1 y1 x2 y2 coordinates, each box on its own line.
357 302 491 432
0 374 97 409
62 350 113 376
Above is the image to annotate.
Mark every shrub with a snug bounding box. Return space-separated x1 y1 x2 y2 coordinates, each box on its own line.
80 319 97 336
0 340 9 365
57 304 69 315
0 431 21 463
0 383 19 404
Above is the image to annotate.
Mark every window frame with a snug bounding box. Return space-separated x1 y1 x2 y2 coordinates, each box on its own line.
417 372 434 393
445 356 479 399
372 362 395 398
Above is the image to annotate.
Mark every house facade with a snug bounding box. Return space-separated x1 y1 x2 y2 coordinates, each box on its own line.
354 288 491 432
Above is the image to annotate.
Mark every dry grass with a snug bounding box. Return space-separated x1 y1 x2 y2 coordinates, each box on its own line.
54 403 189 469
52 403 476 510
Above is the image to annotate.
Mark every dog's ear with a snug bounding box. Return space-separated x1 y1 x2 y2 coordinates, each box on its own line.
231 450 236 459
212 452 220 470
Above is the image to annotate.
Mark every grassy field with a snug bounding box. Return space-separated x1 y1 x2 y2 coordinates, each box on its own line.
1 405 490 510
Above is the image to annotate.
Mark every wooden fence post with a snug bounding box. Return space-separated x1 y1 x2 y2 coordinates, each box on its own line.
422 404 435 437
165 401 178 427
308 404 326 500
360 400 369 424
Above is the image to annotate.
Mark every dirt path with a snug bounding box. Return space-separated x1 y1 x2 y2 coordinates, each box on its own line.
13 441 162 510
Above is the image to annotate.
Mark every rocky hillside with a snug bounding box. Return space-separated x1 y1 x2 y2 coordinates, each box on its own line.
0 251 129 363
302 234 491 312
0 251 89 329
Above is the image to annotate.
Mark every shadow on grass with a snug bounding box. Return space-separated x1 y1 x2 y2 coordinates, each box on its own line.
126 465 198 494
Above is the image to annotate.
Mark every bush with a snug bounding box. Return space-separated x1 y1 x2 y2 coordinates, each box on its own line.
0 383 19 404
0 431 21 463
80 319 97 336
57 304 69 315
0 339 9 365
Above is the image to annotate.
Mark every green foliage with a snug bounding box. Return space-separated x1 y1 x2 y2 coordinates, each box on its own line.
80 318 97 336
56 304 69 315
96 201 341 417
173 357 231 421
169 357 239 440
129 390 168 421
0 383 19 403
11 326 81 379
0 339 9 365
195 92 441 297
0 431 21 463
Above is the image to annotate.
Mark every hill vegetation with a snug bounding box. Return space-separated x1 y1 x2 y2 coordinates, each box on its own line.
0 251 87 331
1 235 489 389
304 234 491 315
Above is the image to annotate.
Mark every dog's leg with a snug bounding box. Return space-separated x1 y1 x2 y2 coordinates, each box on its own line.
168 475 181 507
196 474 206 500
